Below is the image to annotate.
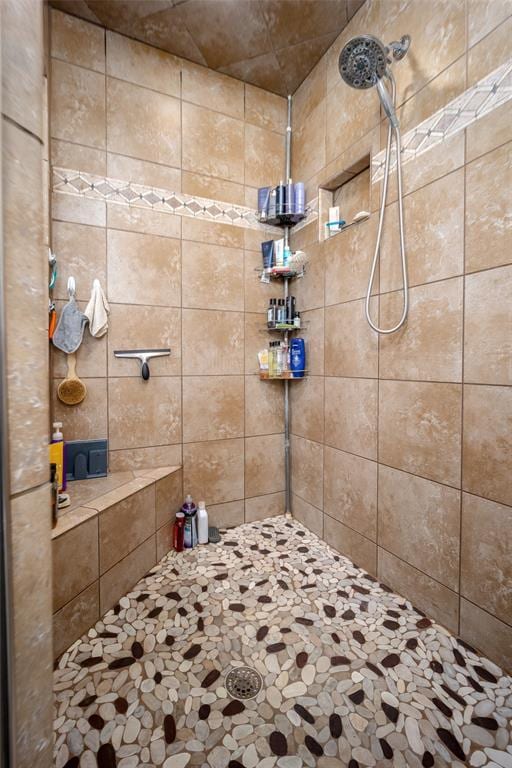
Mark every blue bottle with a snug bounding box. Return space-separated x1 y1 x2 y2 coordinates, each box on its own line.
290 338 305 378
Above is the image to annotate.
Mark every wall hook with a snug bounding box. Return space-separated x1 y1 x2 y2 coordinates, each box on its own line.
113 348 170 380
67 276 76 299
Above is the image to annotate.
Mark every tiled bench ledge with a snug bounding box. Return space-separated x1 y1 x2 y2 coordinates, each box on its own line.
52 466 182 658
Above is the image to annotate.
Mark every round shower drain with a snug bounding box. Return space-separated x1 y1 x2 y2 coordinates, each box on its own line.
225 666 263 700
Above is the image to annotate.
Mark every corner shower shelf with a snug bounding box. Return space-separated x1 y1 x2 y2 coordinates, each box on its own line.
259 371 307 380
256 266 306 281
258 212 306 227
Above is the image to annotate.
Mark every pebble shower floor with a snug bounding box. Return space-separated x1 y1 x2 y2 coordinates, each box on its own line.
53 517 512 768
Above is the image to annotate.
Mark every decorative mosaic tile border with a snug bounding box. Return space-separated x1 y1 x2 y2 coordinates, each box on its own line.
371 58 512 182
52 167 315 235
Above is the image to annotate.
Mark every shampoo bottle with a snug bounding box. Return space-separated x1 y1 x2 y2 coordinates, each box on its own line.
197 501 209 544
50 422 65 491
182 494 197 548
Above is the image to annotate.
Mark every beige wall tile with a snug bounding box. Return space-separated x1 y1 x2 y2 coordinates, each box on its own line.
52 191 106 228
292 241 325 311
292 100 326 184
107 30 180 97
324 217 376 306
107 153 181 191
388 133 465 202
463 384 512 506
291 435 323 508
245 84 287 133
53 517 99 611
51 138 107 175
2 0 43 139
52 221 106 302
292 494 323 537
106 203 181 239
182 171 245 206
181 217 244 249
182 61 244 119
108 376 181 450
245 123 284 188
51 8 105 72
107 229 181 307
378 549 459 634
51 60 105 147
466 100 512 164
245 434 285 497
53 582 100 659
379 466 460 591
324 377 377 459
156 522 173 561
290 375 324 444
464 265 512 385
460 599 512 673
245 312 265 374
465 142 512 273
183 376 244 443
99 485 156 573
244 249 277 314
324 514 377 576
109 444 182 473
156 469 183 528
326 81 379 166
10 485 53 765
325 299 378 378
183 438 244 505
379 380 462 487
4 123 49 493
461 493 512 626
380 278 463 382
107 77 181 166
324 446 377 541
182 102 244 182
245 492 285 522
182 240 244 311
52 377 107 441
108 305 181 377
387 0 465 106
380 169 464 293
300 308 324 376
468 15 512 86
245 376 284 437
293 56 326 128
100 535 156 613
207 500 245 528
183 309 244 375
467 0 511 47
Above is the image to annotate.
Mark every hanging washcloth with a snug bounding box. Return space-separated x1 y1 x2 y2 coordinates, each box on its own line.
84 279 110 338
52 296 88 353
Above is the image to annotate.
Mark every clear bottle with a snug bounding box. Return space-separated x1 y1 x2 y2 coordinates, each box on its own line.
268 341 278 378
197 501 209 544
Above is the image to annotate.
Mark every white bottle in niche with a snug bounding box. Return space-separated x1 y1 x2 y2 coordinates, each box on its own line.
197 501 209 544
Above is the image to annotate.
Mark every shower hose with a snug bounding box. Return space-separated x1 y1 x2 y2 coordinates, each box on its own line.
365 72 408 334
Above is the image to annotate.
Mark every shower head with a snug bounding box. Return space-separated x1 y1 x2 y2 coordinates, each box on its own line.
338 34 388 90
338 34 410 128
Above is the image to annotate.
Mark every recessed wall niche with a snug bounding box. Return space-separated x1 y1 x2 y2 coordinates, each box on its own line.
318 153 371 242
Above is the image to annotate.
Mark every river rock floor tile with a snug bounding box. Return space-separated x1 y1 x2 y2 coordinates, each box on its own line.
53 516 512 768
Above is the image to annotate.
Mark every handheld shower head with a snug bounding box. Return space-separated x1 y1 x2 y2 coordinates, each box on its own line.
338 33 410 128
338 34 388 89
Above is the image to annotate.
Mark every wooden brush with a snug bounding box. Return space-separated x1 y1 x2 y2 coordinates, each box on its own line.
57 352 87 405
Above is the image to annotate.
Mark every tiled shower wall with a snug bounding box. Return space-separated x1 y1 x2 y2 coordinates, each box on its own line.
2 1 53 764
49 9 287 526
290 0 512 671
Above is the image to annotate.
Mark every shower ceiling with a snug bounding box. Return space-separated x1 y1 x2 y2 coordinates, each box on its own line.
49 0 364 95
